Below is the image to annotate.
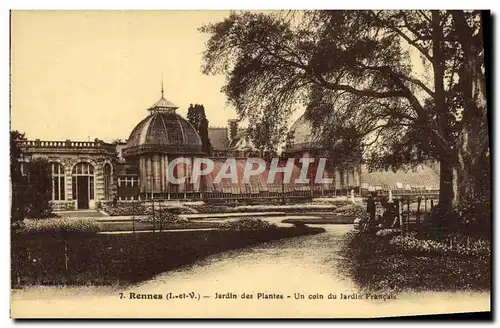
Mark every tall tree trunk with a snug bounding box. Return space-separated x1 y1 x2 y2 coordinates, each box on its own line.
452 11 489 207
439 156 454 211
432 11 454 213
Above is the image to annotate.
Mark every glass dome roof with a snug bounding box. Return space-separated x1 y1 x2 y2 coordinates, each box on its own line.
123 96 203 157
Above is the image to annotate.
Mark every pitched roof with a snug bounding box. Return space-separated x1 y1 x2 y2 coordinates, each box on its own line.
360 164 440 191
148 97 178 110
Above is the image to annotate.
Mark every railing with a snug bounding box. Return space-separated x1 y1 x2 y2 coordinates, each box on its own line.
360 189 439 199
130 189 357 201
20 139 116 151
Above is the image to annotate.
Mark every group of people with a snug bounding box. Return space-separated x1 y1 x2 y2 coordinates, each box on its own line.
365 192 400 230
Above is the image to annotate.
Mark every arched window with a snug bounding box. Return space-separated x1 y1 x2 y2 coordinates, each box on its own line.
103 163 112 200
51 163 65 201
72 162 95 202
72 162 94 175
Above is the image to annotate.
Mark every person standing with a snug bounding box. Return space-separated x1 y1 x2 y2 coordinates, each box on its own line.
366 192 377 223
382 199 395 228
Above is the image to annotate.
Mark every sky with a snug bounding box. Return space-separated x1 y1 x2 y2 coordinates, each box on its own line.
10 10 431 145
11 10 240 142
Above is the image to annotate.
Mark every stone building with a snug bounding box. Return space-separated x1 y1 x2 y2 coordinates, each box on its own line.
19 139 117 211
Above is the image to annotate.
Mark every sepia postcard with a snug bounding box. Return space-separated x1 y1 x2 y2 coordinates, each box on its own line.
9 10 491 319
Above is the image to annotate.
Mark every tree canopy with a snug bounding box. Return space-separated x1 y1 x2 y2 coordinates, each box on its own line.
187 104 213 154
11 131 54 223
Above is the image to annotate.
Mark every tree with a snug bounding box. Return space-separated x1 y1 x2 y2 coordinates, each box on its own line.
187 103 213 155
200 10 489 221
187 104 201 129
228 120 239 141
247 109 288 154
10 130 27 224
24 158 53 219
10 131 54 223
198 115 213 154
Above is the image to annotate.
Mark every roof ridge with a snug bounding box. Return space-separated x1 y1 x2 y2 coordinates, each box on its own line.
148 96 178 111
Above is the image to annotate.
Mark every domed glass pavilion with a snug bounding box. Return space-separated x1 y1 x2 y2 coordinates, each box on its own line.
123 93 204 197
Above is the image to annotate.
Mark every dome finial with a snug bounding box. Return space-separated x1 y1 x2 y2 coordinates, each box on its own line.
161 72 164 98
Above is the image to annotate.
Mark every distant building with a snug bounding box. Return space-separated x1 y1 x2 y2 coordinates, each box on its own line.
285 113 440 197
285 113 361 194
208 127 229 152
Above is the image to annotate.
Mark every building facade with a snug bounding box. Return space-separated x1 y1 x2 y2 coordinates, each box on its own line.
19 139 117 211
17 93 440 211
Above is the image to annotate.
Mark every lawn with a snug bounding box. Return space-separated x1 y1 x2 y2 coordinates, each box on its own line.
97 220 221 232
282 216 356 224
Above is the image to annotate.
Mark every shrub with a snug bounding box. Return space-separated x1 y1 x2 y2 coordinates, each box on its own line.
220 218 277 231
455 198 491 238
101 202 146 216
17 218 101 237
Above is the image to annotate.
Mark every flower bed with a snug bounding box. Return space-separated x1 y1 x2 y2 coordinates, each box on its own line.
340 231 490 292
101 202 198 216
375 228 401 237
334 204 369 220
219 218 277 230
183 204 233 214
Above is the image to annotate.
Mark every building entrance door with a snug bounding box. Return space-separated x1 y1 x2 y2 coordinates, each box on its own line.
77 176 89 209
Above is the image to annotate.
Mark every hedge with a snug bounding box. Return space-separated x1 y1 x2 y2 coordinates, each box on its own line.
16 218 100 237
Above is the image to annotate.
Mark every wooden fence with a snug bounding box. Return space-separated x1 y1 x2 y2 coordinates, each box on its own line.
376 196 439 233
